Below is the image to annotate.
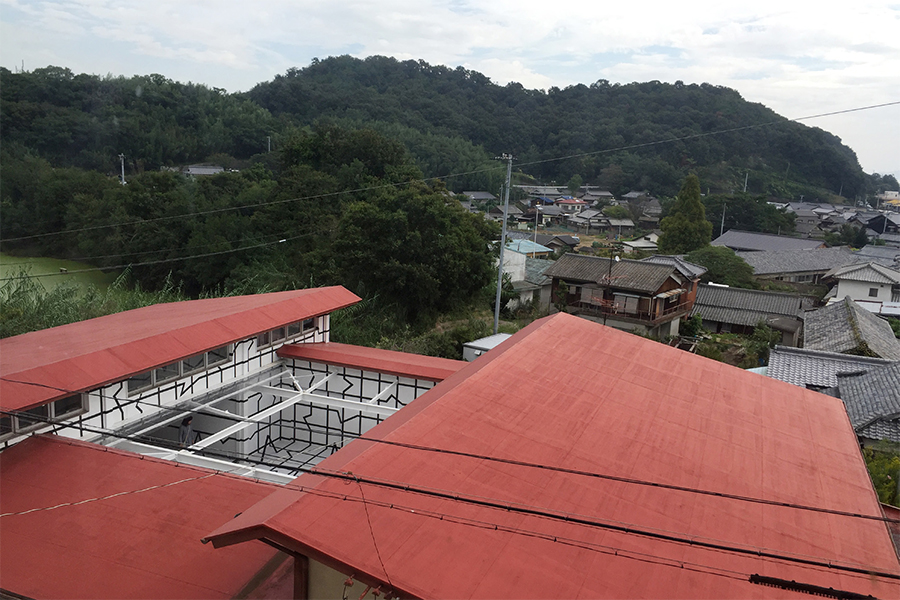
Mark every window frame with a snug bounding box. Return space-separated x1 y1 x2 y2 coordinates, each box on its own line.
127 344 233 397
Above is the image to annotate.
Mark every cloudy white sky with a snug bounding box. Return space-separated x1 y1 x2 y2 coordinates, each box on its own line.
2 0 898 176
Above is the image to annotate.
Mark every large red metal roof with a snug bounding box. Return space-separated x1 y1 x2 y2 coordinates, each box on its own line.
0 435 290 599
205 313 900 599
0 286 359 411
277 342 466 382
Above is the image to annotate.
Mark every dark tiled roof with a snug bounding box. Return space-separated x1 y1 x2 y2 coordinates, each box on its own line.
641 255 707 279
712 230 824 252
767 346 894 389
834 363 900 442
525 257 555 286
464 191 497 201
803 298 900 360
737 246 859 275
543 254 677 294
691 285 809 327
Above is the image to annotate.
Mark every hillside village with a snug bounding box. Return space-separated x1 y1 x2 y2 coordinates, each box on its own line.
2 178 900 599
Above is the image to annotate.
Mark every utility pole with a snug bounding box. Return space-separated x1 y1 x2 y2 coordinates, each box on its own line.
493 153 513 335
743 171 749 193
720 200 726 238
118 154 126 185
267 136 271 152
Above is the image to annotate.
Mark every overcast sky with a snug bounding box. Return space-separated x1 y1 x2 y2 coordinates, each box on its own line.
2 0 898 177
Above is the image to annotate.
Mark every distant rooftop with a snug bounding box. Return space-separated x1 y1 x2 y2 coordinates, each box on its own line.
712 230 824 252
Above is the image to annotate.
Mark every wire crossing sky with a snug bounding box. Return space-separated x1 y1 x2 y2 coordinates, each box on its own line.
2 1 898 175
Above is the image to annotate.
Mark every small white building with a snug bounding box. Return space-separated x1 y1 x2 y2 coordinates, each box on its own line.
825 262 900 312
462 333 512 361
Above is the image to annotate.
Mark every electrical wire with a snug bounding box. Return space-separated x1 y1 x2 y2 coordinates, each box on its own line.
2 99 896 249
355 437 898 525
3 410 899 582
1 388 898 526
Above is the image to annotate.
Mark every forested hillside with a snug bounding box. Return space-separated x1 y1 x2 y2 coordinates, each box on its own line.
0 58 883 201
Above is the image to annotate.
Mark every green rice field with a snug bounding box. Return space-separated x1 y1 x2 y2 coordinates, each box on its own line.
0 253 117 291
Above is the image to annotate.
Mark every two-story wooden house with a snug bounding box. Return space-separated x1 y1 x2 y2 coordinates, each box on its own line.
543 254 705 337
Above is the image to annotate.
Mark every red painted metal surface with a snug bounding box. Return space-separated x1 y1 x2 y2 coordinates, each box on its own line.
277 342 466 382
206 313 900 599
0 286 359 411
0 435 288 599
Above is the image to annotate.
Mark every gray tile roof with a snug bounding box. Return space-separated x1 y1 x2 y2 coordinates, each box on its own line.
712 230 825 252
827 262 900 284
641 255 707 279
803 298 900 360
767 346 894 389
691 285 810 327
464 191 497 201
834 363 900 442
737 246 860 275
525 257 555 286
543 254 677 294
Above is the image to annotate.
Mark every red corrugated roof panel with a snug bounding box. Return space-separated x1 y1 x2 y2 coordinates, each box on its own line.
205 313 900 599
277 342 466 382
0 435 288 599
0 287 359 411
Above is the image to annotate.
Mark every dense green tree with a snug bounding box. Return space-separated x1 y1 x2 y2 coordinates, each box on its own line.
685 246 758 289
567 174 583 194
602 205 630 219
702 193 796 236
824 224 868 249
334 181 497 323
658 174 712 254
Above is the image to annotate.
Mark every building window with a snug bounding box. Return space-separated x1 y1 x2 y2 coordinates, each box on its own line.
15 404 50 433
0 415 13 440
869 288 878 298
128 345 233 396
52 394 86 421
128 372 153 395
154 363 180 384
206 345 231 366
182 353 205 376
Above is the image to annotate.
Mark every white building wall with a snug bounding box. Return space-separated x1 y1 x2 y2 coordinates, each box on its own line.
15 315 332 447
835 279 891 303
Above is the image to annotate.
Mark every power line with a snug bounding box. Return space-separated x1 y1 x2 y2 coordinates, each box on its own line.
2 386 898 527
4 410 899 582
357 437 897 525
3 99 896 249
515 101 900 170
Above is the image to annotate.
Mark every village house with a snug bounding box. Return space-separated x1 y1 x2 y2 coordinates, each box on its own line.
824 262 900 313
690 284 812 346
543 254 705 338
737 246 861 286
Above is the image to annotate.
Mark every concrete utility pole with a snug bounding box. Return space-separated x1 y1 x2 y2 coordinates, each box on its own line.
267 136 271 152
493 153 513 335
720 200 726 238
118 154 126 185
743 171 749 193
